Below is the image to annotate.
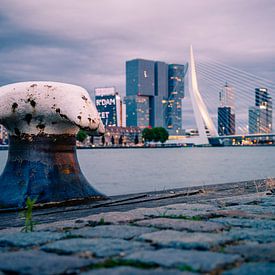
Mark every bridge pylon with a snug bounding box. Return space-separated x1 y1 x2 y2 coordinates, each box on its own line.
188 45 218 144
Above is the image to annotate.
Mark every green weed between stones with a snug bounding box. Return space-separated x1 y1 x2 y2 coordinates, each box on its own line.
20 197 37 232
99 217 105 225
157 213 203 221
178 264 196 272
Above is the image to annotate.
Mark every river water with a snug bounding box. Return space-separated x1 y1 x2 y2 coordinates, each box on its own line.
0 147 274 196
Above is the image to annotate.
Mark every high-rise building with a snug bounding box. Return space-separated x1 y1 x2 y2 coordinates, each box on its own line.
166 64 185 135
124 95 150 127
219 82 234 109
94 87 125 127
217 83 235 135
218 107 235 135
125 59 168 128
125 58 185 133
249 88 272 134
154 61 169 127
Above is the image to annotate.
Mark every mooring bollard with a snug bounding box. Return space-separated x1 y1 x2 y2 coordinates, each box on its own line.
0 81 106 208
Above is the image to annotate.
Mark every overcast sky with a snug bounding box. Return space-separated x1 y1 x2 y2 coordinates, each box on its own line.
1 0 275 129
1 0 274 91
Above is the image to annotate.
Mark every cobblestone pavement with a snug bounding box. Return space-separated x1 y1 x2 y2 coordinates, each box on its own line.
0 191 274 274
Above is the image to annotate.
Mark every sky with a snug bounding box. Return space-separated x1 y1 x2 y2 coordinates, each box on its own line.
1 0 275 128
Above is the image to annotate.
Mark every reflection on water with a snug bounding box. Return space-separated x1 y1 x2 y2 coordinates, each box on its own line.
0 147 274 196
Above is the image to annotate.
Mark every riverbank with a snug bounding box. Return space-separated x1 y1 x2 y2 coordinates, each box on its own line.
0 179 274 274
1 143 275 151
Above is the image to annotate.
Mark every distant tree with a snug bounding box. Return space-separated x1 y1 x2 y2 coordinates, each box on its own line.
142 128 154 142
158 127 169 143
152 127 160 142
76 129 88 142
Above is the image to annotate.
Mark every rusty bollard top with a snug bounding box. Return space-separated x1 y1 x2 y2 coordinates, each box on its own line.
0 81 106 208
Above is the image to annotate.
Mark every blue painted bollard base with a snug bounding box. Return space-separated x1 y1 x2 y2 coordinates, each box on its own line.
0 135 105 208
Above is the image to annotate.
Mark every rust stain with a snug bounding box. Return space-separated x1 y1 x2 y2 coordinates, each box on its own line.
36 124 45 130
24 113 32 125
62 168 71 175
28 99 36 108
11 102 18 112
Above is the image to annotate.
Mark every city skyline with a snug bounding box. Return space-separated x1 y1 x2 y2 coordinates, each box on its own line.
0 0 274 94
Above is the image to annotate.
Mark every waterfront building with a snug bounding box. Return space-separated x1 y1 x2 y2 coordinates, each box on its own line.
217 83 235 135
124 95 150 128
125 58 185 133
166 64 185 135
218 107 235 135
95 87 124 127
249 88 272 134
125 59 168 128
91 126 141 146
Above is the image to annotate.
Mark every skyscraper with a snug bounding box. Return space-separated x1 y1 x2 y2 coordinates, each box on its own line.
165 64 185 135
125 59 170 129
125 58 185 133
218 83 235 135
219 82 234 108
218 107 235 135
249 88 272 134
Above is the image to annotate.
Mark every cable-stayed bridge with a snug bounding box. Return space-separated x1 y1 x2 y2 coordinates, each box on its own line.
179 46 275 146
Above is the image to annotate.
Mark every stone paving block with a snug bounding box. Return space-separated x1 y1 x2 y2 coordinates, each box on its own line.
147 203 219 219
42 238 152 257
36 219 89 232
210 193 267 207
82 266 195 275
227 228 275 243
224 242 275 262
259 196 275 207
227 205 275 215
71 225 156 240
0 227 22 234
0 250 94 275
160 210 210 218
212 209 272 219
210 217 275 230
136 218 226 232
222 262 275 275
125 248 241 272
161 203 218 211
0 231 65 247
138 230 231 250
82 207 191 224
125 207 171 220
82 211 146 224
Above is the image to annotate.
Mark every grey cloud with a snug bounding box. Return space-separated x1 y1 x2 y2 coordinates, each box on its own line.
0 0 274 118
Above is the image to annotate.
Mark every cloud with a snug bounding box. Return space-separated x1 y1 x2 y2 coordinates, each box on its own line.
0 0 274 131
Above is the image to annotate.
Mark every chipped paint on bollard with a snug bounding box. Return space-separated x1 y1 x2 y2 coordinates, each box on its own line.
0 81 106 208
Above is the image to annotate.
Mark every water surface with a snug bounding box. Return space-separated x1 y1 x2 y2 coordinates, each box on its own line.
0 147 274 196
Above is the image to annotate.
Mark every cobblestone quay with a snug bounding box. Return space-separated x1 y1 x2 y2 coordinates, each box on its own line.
0 180 274 274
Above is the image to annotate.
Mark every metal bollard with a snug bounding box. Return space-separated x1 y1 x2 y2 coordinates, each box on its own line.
0 81 106 208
